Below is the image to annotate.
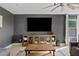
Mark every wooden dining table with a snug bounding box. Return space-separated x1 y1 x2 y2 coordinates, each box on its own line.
25 44 55 56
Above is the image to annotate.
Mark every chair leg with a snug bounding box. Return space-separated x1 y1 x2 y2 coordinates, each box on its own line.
49 51 51 53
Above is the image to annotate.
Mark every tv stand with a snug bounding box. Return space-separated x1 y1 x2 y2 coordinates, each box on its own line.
32 34 56 45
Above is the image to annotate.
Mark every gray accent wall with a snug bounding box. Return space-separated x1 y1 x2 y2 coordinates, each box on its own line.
0 6 65 47
52 15 65 43
14 15 65 43
0 7 14 47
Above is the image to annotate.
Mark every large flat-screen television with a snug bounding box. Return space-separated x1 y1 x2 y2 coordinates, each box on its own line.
27 17 52 32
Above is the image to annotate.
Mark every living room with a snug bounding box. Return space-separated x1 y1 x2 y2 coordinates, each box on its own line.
0 2 79 56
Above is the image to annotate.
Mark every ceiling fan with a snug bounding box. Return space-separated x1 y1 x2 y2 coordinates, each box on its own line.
43 3 79 12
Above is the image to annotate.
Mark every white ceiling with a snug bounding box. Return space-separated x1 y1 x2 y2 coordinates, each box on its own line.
0 3 79 14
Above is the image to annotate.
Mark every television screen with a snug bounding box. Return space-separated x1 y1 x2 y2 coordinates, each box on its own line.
27 17 52 32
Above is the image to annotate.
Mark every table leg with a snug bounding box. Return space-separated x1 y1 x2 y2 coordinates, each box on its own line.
25 50 28 56
28 51 30 54
53 50 55 56
49 51 51 53
28 51 31 56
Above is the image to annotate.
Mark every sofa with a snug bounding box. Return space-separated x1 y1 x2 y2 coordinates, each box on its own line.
55 46 70 56
0 43 26 56
5 43 26 56
0 48 10 56
70 42 79 56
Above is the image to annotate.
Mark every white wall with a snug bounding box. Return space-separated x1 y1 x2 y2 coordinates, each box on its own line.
77 15 79 42
0 15 2 28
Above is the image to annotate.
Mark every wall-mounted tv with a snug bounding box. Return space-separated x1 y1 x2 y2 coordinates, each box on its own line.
27 17 52 32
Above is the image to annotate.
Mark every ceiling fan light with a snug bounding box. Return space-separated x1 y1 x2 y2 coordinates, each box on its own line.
54 3 57 5
60 3 64 6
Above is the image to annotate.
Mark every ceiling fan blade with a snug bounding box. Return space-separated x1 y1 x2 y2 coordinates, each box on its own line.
71 3 79 8
70 3 79 5
43 3 58 9
51 5 60 12
67 4 76 10
43 5 55 9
